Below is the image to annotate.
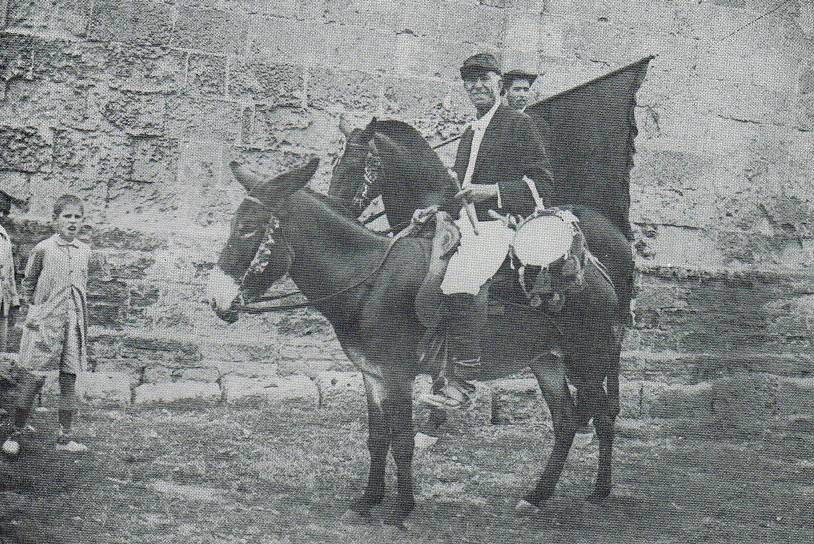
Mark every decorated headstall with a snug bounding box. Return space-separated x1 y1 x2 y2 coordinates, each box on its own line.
353 147 381 209
238 195 294 296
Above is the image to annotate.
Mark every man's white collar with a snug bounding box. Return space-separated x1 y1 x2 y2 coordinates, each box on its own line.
471 101 500 132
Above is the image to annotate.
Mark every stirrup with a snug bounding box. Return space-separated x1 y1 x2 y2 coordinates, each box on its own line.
418 377 476 410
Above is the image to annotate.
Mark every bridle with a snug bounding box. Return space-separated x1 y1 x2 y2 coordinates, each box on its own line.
229 194 409 315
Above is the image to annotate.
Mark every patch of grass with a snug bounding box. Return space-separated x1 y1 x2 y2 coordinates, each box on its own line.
1 403 812 544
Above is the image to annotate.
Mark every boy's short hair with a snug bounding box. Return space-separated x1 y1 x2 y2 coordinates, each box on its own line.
53 194 84 218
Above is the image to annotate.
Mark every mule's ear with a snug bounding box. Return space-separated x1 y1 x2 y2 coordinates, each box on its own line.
257 157 321 203
229 161 263 192
292 158 320 189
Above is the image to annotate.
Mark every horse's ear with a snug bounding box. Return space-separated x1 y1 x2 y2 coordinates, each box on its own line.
338 116 353 138
229 161 263 192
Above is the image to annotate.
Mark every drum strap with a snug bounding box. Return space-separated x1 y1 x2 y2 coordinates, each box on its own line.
522 176 545 211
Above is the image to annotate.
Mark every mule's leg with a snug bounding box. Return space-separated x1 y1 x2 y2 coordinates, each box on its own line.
588 386 615 503
524 354 578 508
349 372 390 517
384 379 416 527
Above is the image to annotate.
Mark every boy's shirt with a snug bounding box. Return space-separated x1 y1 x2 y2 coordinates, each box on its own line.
0 224 20 316
21 234 90 306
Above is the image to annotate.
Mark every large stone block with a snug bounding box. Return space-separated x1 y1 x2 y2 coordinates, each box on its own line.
100 90 167 136
128 137 180 185
88 0 174 46
247 16 307 63
383 75 450 120
105 44 186 94
313 371 364 410
80 371 134 405
322 0 399 31
187 52 227 97
227 60 303 105
5 0 91 37
134 381 222 405
306 67 381 112
221 374 318 406
165 96 243 142
0 126 52 173
172 7 248 55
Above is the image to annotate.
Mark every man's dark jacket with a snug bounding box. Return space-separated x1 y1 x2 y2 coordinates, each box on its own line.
451 104 554 220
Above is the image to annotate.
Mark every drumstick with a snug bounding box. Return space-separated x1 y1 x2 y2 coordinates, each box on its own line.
448 170 479 235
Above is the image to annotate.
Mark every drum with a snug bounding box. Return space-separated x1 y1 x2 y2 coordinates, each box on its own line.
511 210 578 268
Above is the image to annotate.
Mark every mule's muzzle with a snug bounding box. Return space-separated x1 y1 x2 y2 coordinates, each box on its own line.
207 267 243 323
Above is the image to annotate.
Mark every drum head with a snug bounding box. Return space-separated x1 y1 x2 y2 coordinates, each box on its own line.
512 214 574 267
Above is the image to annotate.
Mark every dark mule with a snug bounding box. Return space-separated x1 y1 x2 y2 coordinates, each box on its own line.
208 159 623 525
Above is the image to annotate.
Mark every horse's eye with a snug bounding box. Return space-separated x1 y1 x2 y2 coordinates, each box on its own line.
238 225 258 239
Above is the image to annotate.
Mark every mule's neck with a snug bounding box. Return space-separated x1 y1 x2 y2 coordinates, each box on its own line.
281 189 389 317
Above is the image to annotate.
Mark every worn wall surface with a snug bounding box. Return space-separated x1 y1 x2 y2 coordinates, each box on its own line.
0 0 812 400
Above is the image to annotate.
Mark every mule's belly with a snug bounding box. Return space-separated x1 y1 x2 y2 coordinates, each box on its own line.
475 304 558 379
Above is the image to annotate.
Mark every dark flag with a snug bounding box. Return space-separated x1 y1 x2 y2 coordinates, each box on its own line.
525 56 653 240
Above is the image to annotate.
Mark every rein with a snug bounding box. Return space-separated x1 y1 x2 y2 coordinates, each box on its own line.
234 218 415 315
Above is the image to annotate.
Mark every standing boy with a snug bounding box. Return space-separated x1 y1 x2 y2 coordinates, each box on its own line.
14 194 91 453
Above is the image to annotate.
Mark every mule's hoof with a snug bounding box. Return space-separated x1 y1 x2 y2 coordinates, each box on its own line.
341 509 370 523
585 491 611 506
382 519 408 532
515 499 542 516
414 432 439 451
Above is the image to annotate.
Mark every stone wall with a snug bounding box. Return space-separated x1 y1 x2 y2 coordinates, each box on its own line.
0 1 812 398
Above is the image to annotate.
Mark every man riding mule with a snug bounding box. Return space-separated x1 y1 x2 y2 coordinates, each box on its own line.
208 155 624 525
420 52 557 409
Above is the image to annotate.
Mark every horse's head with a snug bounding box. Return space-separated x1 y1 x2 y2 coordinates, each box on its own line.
369 121 456 228
207 158 320 323
328 117 379 206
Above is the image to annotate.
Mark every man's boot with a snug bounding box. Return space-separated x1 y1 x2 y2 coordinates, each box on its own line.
420 292 484 409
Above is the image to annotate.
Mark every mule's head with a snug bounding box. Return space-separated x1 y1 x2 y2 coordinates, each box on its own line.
207 158 320 323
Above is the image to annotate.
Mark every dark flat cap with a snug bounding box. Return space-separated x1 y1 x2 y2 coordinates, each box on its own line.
503 69 538 86
0 190 29 213
460 53 501 78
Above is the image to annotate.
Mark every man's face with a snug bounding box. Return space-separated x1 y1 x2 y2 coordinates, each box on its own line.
463 71 502 112
505 79 532 110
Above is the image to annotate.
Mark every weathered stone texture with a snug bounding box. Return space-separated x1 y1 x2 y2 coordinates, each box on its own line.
0 0 811 391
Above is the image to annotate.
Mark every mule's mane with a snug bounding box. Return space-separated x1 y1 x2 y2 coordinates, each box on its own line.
370 120 452 194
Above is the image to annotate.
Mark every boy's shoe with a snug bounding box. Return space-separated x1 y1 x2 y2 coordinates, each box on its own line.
2 431 21 456
2 425 37 456
56 431 88 454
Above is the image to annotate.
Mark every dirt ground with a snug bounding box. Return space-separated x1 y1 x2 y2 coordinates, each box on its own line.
1 398 812 544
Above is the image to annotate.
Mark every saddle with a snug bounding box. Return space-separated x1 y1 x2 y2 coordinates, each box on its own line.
413 208 591 330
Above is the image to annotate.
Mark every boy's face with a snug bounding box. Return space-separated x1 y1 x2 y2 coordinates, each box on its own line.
55 205 84 241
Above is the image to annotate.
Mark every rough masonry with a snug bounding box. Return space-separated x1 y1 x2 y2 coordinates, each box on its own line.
0 1 811 417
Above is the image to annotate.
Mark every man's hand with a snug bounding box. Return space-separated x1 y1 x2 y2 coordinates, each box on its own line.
412 205 439 224
454 184 498 203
